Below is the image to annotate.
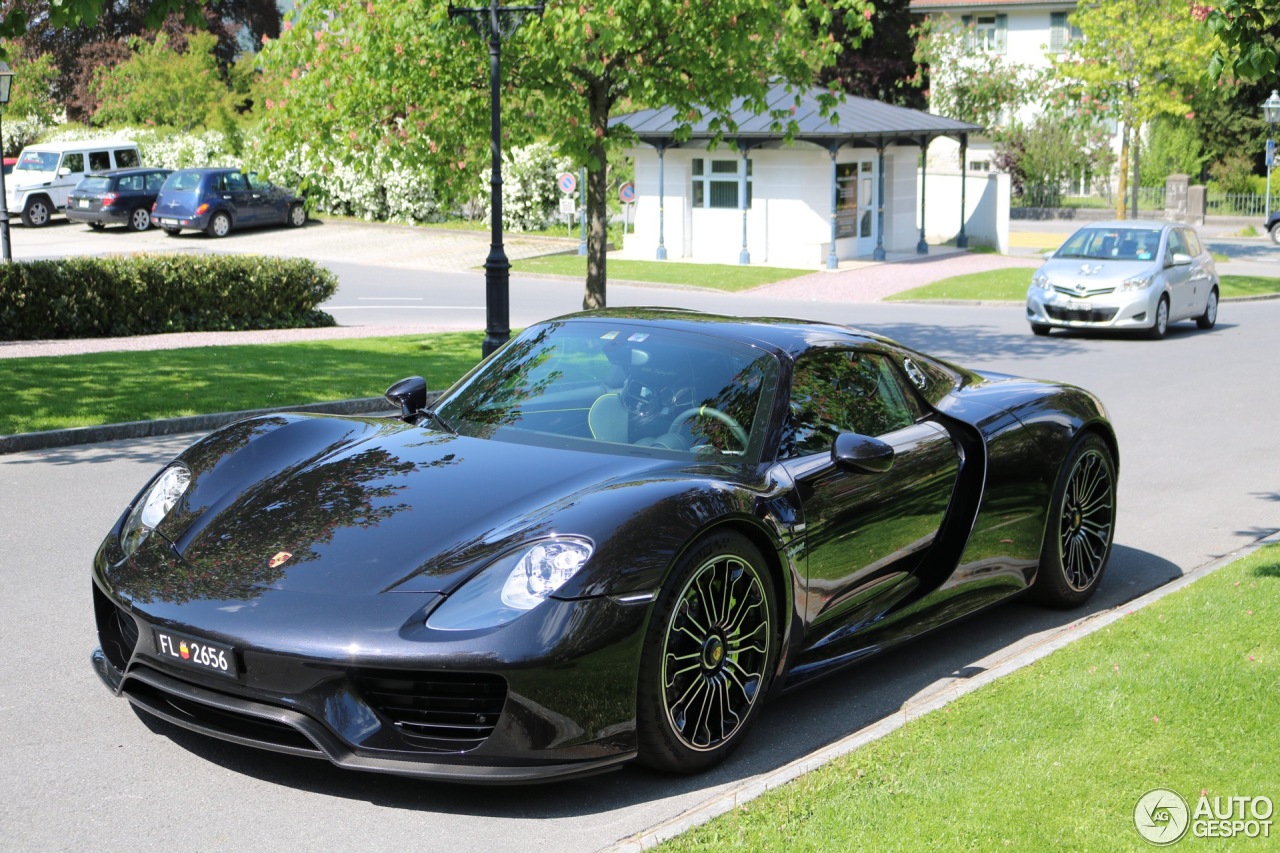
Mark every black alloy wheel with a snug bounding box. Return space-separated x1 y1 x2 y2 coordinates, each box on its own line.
1031 432 1116 608
637 531 776 773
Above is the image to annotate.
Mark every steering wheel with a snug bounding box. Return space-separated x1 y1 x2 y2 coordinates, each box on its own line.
670 406 749 451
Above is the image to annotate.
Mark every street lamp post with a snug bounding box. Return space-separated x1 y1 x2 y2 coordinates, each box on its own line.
1263 90 1280 226
0 61 14 263
449 0 545 357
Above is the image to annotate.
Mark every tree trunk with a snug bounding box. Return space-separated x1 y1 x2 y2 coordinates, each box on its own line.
1115 123 1130 221
583 86 610 310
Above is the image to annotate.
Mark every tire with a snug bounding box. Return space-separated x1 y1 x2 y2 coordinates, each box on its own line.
1030 323 1051 336
1146 294 1170 340
21 196 52 228
1031 432 1116 608
88 222 106 232
1195 287 1219 330
1270 223 1280 246
162 227 181 236
287 202 306 228
206 211 231 238
128 207 152 232
636 530 778 773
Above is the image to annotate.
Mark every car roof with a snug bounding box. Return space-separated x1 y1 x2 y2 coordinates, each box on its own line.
1074 220 1176 231
85 167 172 178
549 308 889 360
172 167 240 175
19 140 138 153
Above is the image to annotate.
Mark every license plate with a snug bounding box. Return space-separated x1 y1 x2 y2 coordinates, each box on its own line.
153 628 239 678
78 199 89 208
158 217 175 225
1069 300 1091 311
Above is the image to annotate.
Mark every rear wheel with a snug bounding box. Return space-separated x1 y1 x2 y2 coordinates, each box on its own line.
88 222 106 232
206 211 231 238
162 227 181 236
21 196 51 228
1146 295 1170 340
1195 287 1218 330
1030 323 1051 336
287 202 306 228
128 207 152 232
1270 223 1280 246
637 531 777 773
1031 432 1116 608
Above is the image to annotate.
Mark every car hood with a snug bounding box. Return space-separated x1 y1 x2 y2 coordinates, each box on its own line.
129 414 675 603
5 172 57 191
1039 256 1156 288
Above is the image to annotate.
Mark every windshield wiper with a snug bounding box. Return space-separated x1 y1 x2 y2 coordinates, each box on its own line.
420 407 457 435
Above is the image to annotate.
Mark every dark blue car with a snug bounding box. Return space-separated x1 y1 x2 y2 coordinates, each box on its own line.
66 168 173 232
151 167 307 238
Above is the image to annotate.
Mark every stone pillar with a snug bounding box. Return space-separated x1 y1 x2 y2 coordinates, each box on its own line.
1186 185 1207 227
1164 174 1189 222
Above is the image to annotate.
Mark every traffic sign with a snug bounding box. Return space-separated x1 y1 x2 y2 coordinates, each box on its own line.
1267 139 1276 168
557 172 577 195
558 197 576 215
618 181 636 204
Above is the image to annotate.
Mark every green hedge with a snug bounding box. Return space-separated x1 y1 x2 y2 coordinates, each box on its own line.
0 254 338 340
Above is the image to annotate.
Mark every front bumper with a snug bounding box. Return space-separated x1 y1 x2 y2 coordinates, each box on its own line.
1026 286 1158 330
92 542 650 783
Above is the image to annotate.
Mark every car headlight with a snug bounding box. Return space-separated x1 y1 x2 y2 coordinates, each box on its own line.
426 537 594 631
120 464 191 558
1031 273 1052 291
1120 274 1153 292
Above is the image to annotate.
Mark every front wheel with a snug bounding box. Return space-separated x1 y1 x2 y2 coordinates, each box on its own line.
1146 295 1170 340
1031 432 1116 608
1030 323 1051 337
162 227 182 236
636 531 777 773
21 196 51 228
1270 223 1280 246
287 202 306 228
206 211 231 238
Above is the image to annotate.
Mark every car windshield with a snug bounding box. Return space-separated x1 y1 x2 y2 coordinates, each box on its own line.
436 319 777 460
1056 227 1161 261
15 151 59 172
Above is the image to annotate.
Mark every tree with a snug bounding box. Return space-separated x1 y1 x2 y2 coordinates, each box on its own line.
1058 0 1210 218
89 31 250 131
1206 0 1280 85
821 0 925 109
254 0 872 310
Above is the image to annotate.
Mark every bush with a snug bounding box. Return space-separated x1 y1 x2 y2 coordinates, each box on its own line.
0 255 337 340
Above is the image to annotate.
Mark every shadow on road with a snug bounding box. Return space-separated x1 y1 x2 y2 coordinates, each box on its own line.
131 542 1184 819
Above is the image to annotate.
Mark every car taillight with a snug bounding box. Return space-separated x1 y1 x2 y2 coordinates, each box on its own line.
101 192 118 208
151 201 157 211
196 203 209 215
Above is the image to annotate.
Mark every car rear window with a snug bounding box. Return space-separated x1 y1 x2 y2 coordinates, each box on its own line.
79 177 112 192
167 172 204 192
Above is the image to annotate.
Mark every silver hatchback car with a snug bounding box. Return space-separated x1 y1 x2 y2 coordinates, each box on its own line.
1026 220 1219 339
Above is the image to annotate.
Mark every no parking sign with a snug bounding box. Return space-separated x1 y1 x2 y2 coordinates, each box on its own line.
556 172 577 195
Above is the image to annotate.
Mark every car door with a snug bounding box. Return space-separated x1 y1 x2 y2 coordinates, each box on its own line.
1162 227 1195 319
246 173 287 224
778 349 961 658
219 171 257 225
1180 227 1215 316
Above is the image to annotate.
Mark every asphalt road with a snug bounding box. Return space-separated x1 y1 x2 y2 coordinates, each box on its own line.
4 217 1280 849
3 270 1278 850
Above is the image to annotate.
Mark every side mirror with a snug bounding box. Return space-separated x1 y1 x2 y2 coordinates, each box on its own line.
1170 252 1193 266
58 167 72 177
832 432 895 474
385 376 428 420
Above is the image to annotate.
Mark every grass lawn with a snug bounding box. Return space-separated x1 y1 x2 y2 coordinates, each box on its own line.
0 332 483 435
508 254 812 291
663 542 1280 852
887 270 1280 302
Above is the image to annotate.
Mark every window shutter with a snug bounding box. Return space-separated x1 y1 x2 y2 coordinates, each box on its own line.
1050 12 1066 51
996 14 1007 54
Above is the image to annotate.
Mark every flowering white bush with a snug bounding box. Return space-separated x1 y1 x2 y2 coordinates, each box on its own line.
37 125 244 170
474 142 574 232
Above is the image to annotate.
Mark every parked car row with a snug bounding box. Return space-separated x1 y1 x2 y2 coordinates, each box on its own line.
4 140 306 238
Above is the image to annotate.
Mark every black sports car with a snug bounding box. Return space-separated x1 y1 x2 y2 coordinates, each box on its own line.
91 309 1118 782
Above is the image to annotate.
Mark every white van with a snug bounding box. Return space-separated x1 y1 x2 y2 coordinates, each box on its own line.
4 140 143 227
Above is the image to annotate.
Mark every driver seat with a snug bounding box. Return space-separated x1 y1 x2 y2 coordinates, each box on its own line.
588 393 629 443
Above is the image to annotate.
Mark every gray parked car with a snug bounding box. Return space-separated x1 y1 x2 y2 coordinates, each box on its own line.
1026 220 1219 340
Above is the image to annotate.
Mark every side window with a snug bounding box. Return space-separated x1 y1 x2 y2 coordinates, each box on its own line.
118 175 139 192
783 350 920 457
88 151 111 172
225 172 249 192
1166 229 1188 260
1181 228 1203 256
61 152 85 174
114 148 140 168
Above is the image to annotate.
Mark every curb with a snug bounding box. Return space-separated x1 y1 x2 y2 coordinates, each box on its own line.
0 397 395 455
605 530 1280 852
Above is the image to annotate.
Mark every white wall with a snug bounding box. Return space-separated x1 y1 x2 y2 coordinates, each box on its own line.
917 170 1011 254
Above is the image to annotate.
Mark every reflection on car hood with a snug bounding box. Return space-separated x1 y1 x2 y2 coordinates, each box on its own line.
143 414 670 602
1039 257 1156 285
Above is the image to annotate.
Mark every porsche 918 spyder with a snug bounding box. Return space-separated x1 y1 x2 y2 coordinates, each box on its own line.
91 309 1118 782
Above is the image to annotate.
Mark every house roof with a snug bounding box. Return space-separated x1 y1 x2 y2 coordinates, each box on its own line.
910 0 1075 10
612 84 982 151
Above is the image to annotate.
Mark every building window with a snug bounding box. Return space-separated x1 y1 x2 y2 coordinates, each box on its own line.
692 157 752 209
1049 12 1081 52
835 162 874 239
968 160 990 172
962 13 1007 53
